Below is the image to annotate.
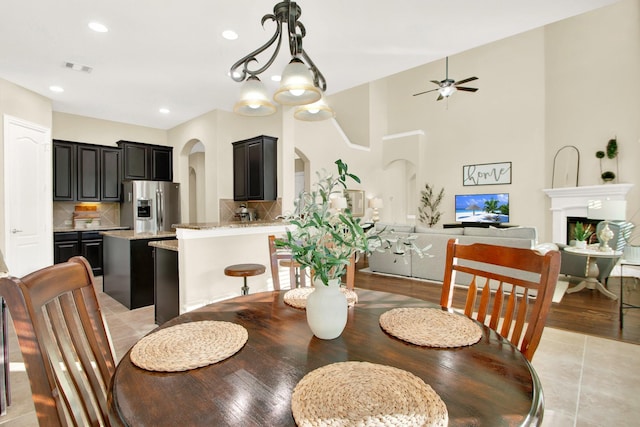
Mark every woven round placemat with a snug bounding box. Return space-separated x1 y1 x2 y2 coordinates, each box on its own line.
379 307 482 348
291 361 448 427
130 321 248 372
284 287 358 309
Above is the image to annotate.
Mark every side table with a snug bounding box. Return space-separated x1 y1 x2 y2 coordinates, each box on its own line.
564 246 622 300
619 259 640 329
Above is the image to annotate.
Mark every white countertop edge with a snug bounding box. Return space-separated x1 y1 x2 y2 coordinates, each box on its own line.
177 224 290 239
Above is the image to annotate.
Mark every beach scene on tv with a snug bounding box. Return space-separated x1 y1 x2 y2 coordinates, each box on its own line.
455 193 510 223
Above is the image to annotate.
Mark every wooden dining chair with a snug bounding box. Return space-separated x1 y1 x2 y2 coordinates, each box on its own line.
268 235 306 290
267 235 356 290
440 239 561 361
0 256 117 426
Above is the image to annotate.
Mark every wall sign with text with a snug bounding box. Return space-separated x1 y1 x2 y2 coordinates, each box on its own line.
463 162 512 186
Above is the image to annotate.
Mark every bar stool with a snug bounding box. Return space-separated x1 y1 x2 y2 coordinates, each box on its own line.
224 263 266 296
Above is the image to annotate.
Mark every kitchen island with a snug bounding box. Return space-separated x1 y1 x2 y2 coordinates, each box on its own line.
174 221 289 313
101 230 176 309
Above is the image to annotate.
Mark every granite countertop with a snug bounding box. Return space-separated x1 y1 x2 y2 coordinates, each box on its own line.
172 220 288 230
54 225 130 233
149 239 178 251
100 230 177 240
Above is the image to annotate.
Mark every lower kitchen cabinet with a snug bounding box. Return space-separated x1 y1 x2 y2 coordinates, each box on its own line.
103 235 174 309
54 231 104 276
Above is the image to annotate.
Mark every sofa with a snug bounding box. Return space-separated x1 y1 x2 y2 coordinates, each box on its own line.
367 223 539 284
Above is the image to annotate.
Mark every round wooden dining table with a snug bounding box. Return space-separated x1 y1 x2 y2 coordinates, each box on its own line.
108 289 543 426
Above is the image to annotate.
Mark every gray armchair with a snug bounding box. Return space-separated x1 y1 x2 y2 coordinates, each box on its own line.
558 221 632 283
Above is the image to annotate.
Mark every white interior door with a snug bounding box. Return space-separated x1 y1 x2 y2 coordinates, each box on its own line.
4 115 52 277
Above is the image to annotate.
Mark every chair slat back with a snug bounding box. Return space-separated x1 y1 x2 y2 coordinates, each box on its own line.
440 239 561 361
0 256 115 426
268 235 301 290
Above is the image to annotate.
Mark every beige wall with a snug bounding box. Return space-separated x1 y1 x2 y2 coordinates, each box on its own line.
0 78 52 253
52 112 168 147
545 0 640 234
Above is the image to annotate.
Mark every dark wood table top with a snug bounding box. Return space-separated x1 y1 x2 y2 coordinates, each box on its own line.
108 289 542 426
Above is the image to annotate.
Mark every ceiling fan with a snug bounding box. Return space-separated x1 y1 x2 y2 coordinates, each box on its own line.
413 57 478 101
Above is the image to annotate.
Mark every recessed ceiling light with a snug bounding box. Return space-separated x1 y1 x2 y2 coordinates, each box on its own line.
222 30 238 40
159 108 170 114
88 21 108 33
271 75 281 82
49 85 64 93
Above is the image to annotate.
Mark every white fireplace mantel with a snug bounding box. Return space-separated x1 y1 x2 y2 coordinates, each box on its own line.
542 183 633 243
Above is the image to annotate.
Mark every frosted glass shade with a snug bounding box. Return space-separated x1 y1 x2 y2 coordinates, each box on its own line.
233 76 277 116
294 96 335 121
273 59 321 106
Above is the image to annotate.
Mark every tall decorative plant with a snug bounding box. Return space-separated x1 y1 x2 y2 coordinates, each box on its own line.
278 160 372 286
418 183 444 227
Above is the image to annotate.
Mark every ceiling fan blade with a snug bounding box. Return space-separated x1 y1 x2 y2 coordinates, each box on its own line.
430 80 442 85
454 76 478 85
436 93 444 101
456 87 479 92
412 88 440 96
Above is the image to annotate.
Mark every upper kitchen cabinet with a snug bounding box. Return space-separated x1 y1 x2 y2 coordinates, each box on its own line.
101 147 122 201
53 140 121 202
232 135 277 201
53 141 76 201
118 140 173 181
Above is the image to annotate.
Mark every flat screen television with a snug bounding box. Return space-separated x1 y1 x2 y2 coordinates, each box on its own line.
455 193 509 224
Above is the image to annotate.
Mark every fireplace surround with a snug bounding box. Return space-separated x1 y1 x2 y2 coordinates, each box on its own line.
543 184 633 244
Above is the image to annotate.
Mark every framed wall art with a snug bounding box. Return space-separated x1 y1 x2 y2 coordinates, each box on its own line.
345 190 365 217
463 162 512 186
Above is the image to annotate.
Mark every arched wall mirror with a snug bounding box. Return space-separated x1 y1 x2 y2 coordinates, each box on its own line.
552 145 580 188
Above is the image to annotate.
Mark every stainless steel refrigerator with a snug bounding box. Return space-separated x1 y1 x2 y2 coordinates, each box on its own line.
121 181 181 233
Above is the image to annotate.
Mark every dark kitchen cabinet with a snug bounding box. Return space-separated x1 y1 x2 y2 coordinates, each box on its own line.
53 141 76 201
53 140 122 202
118 140 173 181
53 231 104 276
153 245 179 324
101 148 122 201
152 147 173 181
232 135 277 201
77 145 100 201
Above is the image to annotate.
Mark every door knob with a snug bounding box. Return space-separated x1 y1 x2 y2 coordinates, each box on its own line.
11 228 23 234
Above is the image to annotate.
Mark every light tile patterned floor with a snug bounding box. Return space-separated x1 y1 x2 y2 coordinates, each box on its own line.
0 279 638 426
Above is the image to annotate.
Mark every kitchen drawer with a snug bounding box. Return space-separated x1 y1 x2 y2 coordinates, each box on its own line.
54 232 80 242
80 231 101 240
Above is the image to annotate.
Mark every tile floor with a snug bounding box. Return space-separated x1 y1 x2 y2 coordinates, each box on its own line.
0 281 638 426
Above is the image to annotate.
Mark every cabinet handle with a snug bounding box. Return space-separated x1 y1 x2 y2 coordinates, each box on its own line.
11 229 23 234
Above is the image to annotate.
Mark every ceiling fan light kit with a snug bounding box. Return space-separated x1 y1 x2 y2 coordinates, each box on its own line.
229 0 333 120
413 57 479 101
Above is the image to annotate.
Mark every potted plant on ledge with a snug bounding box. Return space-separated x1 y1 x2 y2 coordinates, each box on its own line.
278 160 373 339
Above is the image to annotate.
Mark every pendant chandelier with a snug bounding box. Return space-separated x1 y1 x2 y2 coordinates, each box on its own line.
229 0 334 120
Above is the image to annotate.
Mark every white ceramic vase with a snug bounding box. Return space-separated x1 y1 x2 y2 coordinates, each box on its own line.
306 278 348 339
575 240 587 249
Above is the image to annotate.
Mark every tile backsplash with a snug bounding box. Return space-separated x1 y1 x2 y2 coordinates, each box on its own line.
53 202 120 229
219 199 282 222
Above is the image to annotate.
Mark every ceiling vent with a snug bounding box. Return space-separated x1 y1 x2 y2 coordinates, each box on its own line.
63 62 93 73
